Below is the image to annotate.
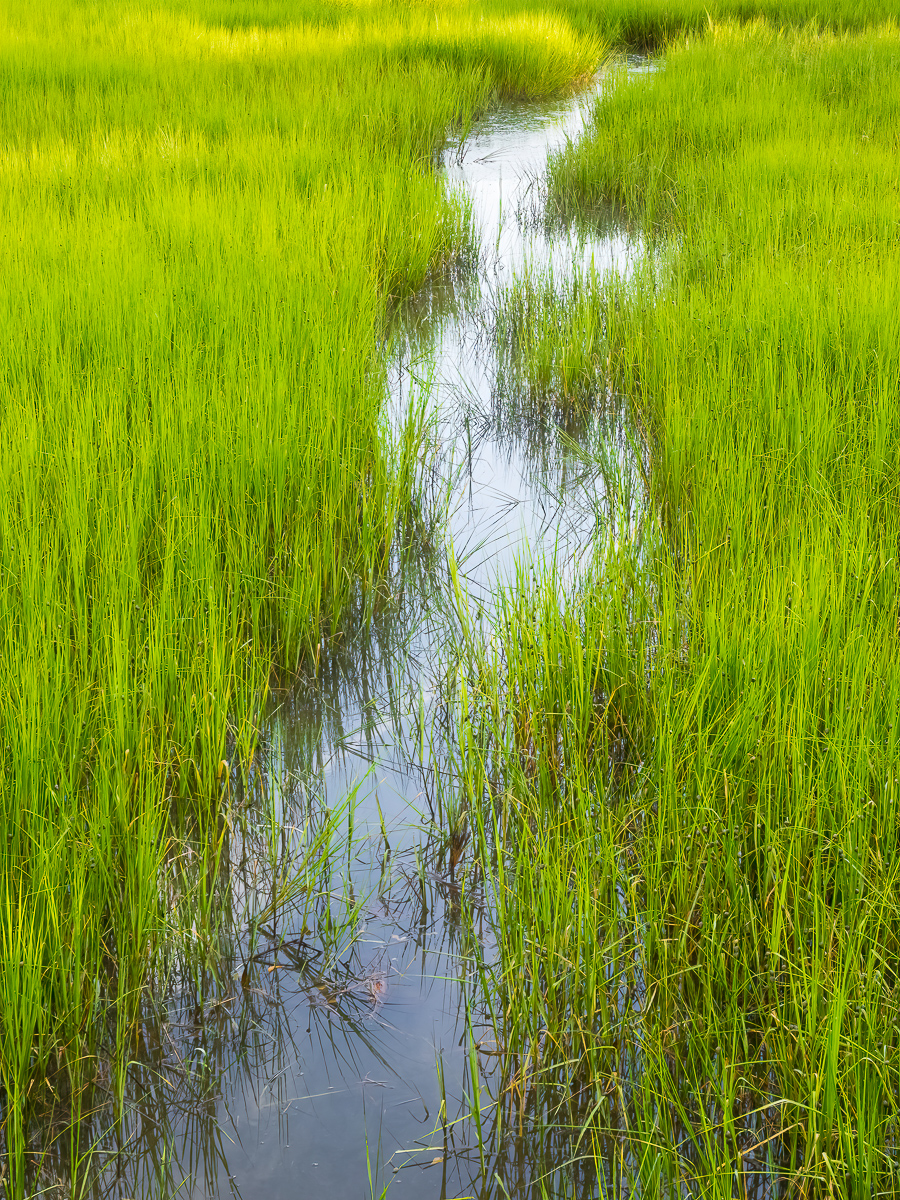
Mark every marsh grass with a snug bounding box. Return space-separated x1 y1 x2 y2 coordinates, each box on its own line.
0 1 604 1191
495 269 612 415
440 17 900 1197
5 0 900 1194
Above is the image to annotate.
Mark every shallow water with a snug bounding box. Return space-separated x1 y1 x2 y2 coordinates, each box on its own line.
392 74 644 597
37 70 645 1200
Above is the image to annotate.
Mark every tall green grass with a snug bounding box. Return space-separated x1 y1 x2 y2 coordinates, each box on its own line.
0 2 600 1192
448 18 900 1196
4 0 900 1194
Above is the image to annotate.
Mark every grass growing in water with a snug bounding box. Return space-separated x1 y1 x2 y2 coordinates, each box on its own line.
445 18 900 1197
496 269 612 410
4 0 900 1195
0 2 601 1192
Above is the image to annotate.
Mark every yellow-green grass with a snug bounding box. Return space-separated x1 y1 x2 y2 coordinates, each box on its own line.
448 19 900 1197
3 0 900 1194
0 2 600 1192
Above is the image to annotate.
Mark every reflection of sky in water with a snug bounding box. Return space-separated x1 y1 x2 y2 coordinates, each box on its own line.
391 71 643 599
105 75 644 1200
217 75 642 1199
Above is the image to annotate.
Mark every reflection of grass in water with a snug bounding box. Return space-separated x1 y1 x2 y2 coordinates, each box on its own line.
24 777 440 1198
92 836 478 1199
445 17 900 1199
263 498 456 798
16 786 351 1198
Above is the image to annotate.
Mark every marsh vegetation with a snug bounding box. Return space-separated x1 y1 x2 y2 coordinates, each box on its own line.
1 1 899 1197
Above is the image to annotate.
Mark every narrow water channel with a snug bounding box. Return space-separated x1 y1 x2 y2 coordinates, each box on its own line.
64 66 647 1200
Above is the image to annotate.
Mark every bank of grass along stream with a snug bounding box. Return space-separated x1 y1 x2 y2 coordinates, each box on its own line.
1 0 899 1196
0 3 601 1192
446 18 900 1197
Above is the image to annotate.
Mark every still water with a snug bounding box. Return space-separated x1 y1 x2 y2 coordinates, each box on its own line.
48 68 643 1200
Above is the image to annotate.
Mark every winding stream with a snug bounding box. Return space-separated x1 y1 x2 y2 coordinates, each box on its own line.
68 66 647 1200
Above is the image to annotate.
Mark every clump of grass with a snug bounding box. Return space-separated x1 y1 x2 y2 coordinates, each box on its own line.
495 267 612 411
446 541 654 1123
